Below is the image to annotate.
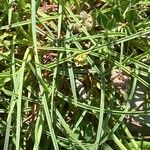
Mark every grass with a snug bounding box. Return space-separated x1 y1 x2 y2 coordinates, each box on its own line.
0 0 150 149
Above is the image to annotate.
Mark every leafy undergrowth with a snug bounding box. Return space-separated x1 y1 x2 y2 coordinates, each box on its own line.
0 0 150 149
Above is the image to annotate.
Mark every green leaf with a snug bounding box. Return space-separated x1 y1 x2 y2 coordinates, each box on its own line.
106 19 116 30
125 9 138 24
85 123 95 142
97 13 109 29
113 8 124 22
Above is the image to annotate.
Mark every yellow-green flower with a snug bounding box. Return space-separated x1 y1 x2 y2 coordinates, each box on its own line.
73 53 88 66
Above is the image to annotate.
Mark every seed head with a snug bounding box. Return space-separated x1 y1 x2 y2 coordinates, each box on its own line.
111 69 131 95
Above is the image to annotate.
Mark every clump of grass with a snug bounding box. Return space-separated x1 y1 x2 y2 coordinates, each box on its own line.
0 0 150 149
